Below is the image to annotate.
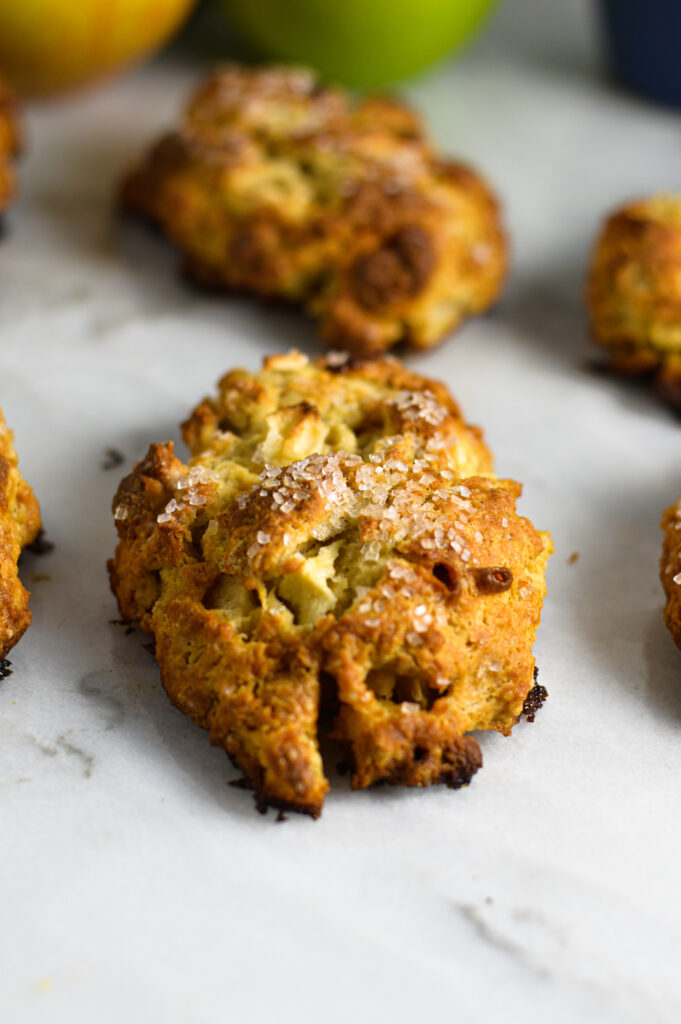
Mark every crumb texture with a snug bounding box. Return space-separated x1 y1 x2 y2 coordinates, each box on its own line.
587 193 681 403
0 408 41 658
110 352 550 816
121 65 507 354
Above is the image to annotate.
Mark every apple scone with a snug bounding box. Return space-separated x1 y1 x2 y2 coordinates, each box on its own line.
0 408 41 660
109 351 550 817
121 65 507 355
0 77 20 216
661 495 681 648
587 193 681 405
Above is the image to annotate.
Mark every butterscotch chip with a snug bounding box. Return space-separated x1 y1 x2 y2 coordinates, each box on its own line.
0 77 20 216
121 65 507 355
109 351 550 817
587 193 681 403
0 409 41 659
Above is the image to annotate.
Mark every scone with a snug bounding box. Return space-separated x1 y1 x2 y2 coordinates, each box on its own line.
0 409 41 659
0 77 20 216
121 65 507 355
110 352 550 817
587 193 681 404
661 496 681 647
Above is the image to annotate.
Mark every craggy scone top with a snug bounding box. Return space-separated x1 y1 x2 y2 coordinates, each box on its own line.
110 352 550 817
0 409 41 659
122 65 507 355
0 77 20 215
587 193 681 405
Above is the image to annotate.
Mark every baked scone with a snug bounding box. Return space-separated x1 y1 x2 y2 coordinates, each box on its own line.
661 495 681 646
587 193 681 404
121 66 507 355
0 409 41 659
110 352 550 817
0 77 20 216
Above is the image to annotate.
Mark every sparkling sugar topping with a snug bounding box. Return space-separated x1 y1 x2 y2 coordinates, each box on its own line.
238 454 349 518
240 454 352 560
233 417 479 568
154 382 484 587
156 465 218 524
389 389 448 427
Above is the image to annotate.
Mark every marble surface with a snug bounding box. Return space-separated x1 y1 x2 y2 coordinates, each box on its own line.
2 2 681 1021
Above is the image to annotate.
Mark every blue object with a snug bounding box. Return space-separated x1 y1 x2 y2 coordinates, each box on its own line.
599 0 681 107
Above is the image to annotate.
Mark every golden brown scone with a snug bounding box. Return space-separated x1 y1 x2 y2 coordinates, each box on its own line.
661 495 681 647
0 409 41 660
109 351 550 817
587 193 681 404
0 77 20 216
121 65 507 355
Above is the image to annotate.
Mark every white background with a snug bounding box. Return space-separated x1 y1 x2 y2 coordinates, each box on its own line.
2 1 681 1021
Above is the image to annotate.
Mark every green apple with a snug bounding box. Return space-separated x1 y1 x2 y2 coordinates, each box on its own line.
219 0 500 87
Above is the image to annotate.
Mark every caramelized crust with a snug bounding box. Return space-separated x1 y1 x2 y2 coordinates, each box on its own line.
0 409 41 658
0 77 20 216
121 65 507 354
587 194 681 404
110 352 550 816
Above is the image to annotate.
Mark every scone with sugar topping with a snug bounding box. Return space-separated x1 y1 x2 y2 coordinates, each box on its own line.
587 193 681 405
109 351 550 817
0 77 20 216
0 408 41 659
121 65 507 355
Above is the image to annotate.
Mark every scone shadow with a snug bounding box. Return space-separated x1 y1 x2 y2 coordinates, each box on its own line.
506 269 681 424
553 468 681 723
643 608 681 725
501 272 594 372
116 213 321 357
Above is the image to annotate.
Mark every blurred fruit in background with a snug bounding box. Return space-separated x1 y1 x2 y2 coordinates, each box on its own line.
218 0 500 87
0 0 199 96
